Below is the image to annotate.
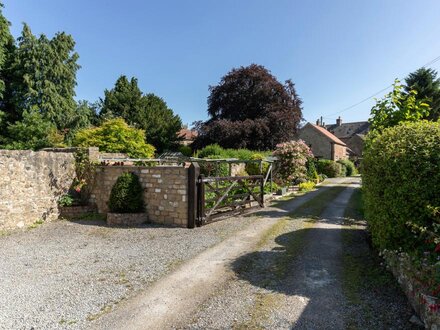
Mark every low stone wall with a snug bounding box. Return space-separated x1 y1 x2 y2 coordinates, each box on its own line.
383 250 440 328
90 166 189 227
59 205 97 220
0 150 75 230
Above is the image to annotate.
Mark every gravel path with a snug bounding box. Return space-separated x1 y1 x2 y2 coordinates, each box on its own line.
2 177 415 329
0 178 347 330
182 177 418 329
0 212 260 329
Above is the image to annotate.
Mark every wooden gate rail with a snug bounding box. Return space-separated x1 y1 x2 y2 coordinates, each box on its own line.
196 174 264 226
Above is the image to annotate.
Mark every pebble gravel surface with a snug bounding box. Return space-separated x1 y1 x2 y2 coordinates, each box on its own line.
0 215 257 329
181 179 419 329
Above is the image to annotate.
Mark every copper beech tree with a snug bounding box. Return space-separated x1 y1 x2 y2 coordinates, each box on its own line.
194 64 303 150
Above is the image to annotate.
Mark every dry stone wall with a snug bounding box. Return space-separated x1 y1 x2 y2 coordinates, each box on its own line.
0 150 75 230
90 166 189 227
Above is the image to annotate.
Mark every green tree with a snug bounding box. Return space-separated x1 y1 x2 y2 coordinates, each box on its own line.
8 24 79 130
64 100 99 143
100 75 144 122
405 67 440 121
0 2 14 133
369 80 430 133
100 75 182 152
140 93 182 152
0 110 63 150
0 2 13 100
73 118 155 158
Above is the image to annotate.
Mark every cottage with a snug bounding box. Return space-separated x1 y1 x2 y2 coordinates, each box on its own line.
178 127 198 146
324 117 370 158
298 122 347 161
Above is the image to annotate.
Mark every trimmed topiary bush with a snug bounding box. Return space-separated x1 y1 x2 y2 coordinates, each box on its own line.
337 159 357 176
109 172 144 213
362 121 440 252
317 159 342 178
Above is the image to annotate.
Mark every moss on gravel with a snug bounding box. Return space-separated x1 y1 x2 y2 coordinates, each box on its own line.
341 187 417 329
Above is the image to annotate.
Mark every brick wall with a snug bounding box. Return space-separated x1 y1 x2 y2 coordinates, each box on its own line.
90 166 189 227
0 150 75 230
333 143 347 161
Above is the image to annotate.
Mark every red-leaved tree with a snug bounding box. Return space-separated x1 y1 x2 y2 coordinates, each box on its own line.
193 64 303 150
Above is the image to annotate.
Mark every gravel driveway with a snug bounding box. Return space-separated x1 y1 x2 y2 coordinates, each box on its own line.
0 214 258 329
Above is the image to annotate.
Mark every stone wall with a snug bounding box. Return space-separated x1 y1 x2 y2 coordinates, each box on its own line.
0 150 75 230
90 166 189 227
382 250 440 328
299 125 333 160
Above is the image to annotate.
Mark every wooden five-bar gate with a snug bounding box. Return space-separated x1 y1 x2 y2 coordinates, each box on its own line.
187 163 265 228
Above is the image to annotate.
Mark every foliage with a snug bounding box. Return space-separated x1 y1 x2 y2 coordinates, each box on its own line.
58 194 74 207
194 64 303 150
362 121 440 253
318 173 327 182
178 145 192 157
64 100 99 142
245 153 269 176
405 67 440 121
317 159 342 178
100 76 182 152
0 2 13 100
369 80 430 133
73 118 155 158
337 159 357 176
196 144 271 161
298 181 316 192
0 110 63 150
264 181 280 194
306 159 319 182
141 93 183 152
8 24 79 130
108 172 144 213
196 144 225 158
199 157 230 177
71 148 97 205
273 140 313 185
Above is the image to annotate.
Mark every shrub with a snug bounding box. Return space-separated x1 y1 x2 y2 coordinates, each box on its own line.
298 181 316 192
178 145 193 157
59 194 74 207
245 153 269 176
337 159 357 176
318 173 327 182
273 140 313 185
362 121 440 253
317 159 342 178
199 156 229 177
108 172 144 213
73 118 155 158
196 144 225 158
264 181 280 194
306 159 319 182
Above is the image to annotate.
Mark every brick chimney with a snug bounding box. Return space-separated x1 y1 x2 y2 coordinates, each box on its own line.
336 116 342 126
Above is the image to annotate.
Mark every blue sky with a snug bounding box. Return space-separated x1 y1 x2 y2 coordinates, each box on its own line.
3 1 440 126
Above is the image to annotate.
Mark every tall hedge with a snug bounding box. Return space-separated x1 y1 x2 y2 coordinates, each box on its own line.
362 121 440 252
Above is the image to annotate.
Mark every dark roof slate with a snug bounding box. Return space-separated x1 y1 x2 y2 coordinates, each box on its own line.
325 121 370 139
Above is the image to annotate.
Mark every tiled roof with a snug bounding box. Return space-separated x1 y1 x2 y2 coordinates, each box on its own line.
309 124 346 146
325 121 370 139
179 128 198 140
